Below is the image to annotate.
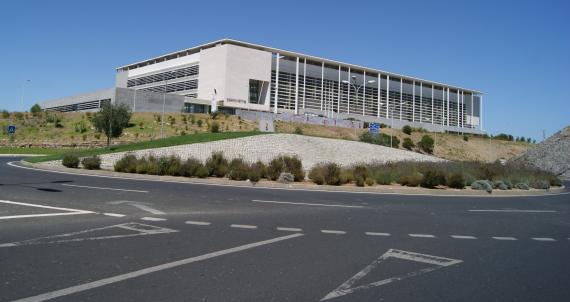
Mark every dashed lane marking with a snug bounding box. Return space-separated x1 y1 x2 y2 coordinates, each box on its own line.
185 221 211 226
103 213 126 217
469 209 557 213
61 184 148 193
321 230 347 235
140 217 167 222
252 199 364 209
365 232 391 236
492 236 518 241
277 227 303 232
409 234 436 238
451 235 477 240
230 224 258 229
531 237 556 241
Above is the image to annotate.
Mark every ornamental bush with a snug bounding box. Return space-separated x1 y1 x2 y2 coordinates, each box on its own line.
205 151 228 177
178 157 202 177
417 135 435 154
402 138 415 150
402 125 412 135
471 180 493 193
114 154 137 172
62 154 80 168
398 173 423 187
447 173 465 189
81 156 101 170
420 169 446 188
228 158 249 181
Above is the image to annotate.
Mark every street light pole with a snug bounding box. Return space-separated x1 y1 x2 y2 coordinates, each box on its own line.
342 76 375 117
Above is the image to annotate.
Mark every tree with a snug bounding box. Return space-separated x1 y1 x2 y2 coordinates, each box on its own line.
402 125 412 135
30 104 42 116
91 103 132 147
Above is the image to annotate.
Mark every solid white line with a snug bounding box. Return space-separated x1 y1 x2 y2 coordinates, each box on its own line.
531 237 556 242
492 236 518 241
11 233 304 302
0 199 93 214
409 234 436 238
451 235 477 240
252 199 364 208
10 162 570 198
321 230 346 235
0 212 92 220
469 209 557 213
61 184 148 193
140 217 167 222
277 227 303 232
230 224 257 229
185 221 211 226
365 232 391 236
103 213 126 217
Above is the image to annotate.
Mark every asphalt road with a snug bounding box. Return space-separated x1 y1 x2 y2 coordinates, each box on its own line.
1 156 569 302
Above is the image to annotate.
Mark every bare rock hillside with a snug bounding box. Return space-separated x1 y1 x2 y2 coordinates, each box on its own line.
512 125 570 179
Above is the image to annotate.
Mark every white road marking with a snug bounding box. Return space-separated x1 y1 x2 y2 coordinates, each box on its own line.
321 230 346 235
103 213 126 217
230 224 257 229
140 217 167 222
185 221 211 226
252 199 364 209
321 249 462 301
61 183 148 193
0 199 93 220
451 235 477 240
12 233 304 302
0 223 177 248
469 209 557 213
409 233 436 238
108 200 165 215
10 161 570 198
492 236 518 241
365 232 391 236
277 227 303 232
531 237 556 242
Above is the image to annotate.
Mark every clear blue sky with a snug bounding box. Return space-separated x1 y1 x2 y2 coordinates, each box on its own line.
0 0 568 141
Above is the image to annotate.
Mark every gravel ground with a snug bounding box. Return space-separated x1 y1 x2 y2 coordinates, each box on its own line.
46 134 444 170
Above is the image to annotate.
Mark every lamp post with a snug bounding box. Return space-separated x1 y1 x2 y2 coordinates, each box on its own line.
21 79 31 111
342 75 376 116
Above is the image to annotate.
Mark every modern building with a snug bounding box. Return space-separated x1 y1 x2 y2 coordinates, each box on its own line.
40 38 484 134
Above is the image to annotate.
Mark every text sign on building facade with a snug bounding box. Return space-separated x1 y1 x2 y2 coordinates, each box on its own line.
368 123 380 135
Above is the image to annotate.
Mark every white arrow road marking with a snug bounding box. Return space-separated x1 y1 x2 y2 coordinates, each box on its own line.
0 200 93 220
0 223 177 248
61 184 148 193
12 233 304 302
108 200 165 215
321 249 462 301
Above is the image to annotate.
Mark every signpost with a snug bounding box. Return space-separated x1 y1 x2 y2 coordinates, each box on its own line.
7 125 16 135
368 122 380 135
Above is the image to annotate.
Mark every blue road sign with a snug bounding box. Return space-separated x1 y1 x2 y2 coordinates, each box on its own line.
368 123 380 135
7 125 16 134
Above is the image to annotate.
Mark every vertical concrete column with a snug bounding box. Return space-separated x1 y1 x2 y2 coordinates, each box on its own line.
320 62 324 111
347 67 351 115
386 75 390 119
294 57 299 115
377 73 381 118
274 53 280 114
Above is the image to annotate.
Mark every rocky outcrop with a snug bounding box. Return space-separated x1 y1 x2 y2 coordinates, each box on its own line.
511 126 570 179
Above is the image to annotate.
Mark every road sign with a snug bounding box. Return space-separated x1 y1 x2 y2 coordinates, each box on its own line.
368 123 380 134
7 125 16 134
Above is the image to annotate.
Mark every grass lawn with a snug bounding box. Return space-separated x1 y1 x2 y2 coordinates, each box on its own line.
25 131 261 163
0 147 78 156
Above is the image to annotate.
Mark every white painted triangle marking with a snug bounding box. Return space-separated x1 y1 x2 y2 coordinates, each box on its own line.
0 222 178 248
321 249 462 301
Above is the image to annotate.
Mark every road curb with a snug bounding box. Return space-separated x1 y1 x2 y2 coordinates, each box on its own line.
16 160 567 197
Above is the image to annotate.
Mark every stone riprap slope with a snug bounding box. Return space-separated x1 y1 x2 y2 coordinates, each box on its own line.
88 134 443 170
512 125 570 179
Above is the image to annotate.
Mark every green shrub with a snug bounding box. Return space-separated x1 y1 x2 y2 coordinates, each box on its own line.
471 180 493 193
355 176 365 187
197 119 203 127
228 158 249 181
210 121 220 133
493 180 509 190
308 165 326 185
339 168 354 184
352 164 369 182
62 154 80 168
402 125 412 135
547 176 562 187
420 170 446 188
205 151 228 177
164 156 182 176
248 163 263 182
398 173 423 187
267 156 304 181
447 173 465 189
30 104 42 116
323 163 342 185
463 135 469 142
417 135 435 154
365 178 375 186
374 170 395 185
359 132 400 148
74 120 87 133
179 157 202 177
515 183 529 190
195 165 209 178
402 138 415 150
253 161 267 179
81 156 101 170
135 156 150 174
294 127 303 135
529 179 550 190
267 157 285 180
